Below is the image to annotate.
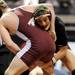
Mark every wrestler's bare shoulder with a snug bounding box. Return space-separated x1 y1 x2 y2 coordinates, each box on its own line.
0 11 19 34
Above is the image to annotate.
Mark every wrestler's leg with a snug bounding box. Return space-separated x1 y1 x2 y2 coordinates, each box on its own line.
4 56 29 75
61 49 75 71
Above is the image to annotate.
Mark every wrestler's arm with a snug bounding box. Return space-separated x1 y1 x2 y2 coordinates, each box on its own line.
47 4 56 41
54 46 68 61
0 12 21 54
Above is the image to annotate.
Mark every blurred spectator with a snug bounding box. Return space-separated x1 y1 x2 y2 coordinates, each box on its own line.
57 0 72 8
71 0 75 7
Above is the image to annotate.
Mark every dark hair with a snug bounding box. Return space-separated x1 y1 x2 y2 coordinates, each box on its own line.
33 5 52 25
33 5 49 18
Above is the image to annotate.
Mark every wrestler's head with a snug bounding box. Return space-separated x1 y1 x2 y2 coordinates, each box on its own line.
33 5 52 31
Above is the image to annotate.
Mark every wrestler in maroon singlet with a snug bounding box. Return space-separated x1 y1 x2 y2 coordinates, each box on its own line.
14 8 56 67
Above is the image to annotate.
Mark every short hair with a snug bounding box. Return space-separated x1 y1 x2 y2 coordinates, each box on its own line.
33 5 50 18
